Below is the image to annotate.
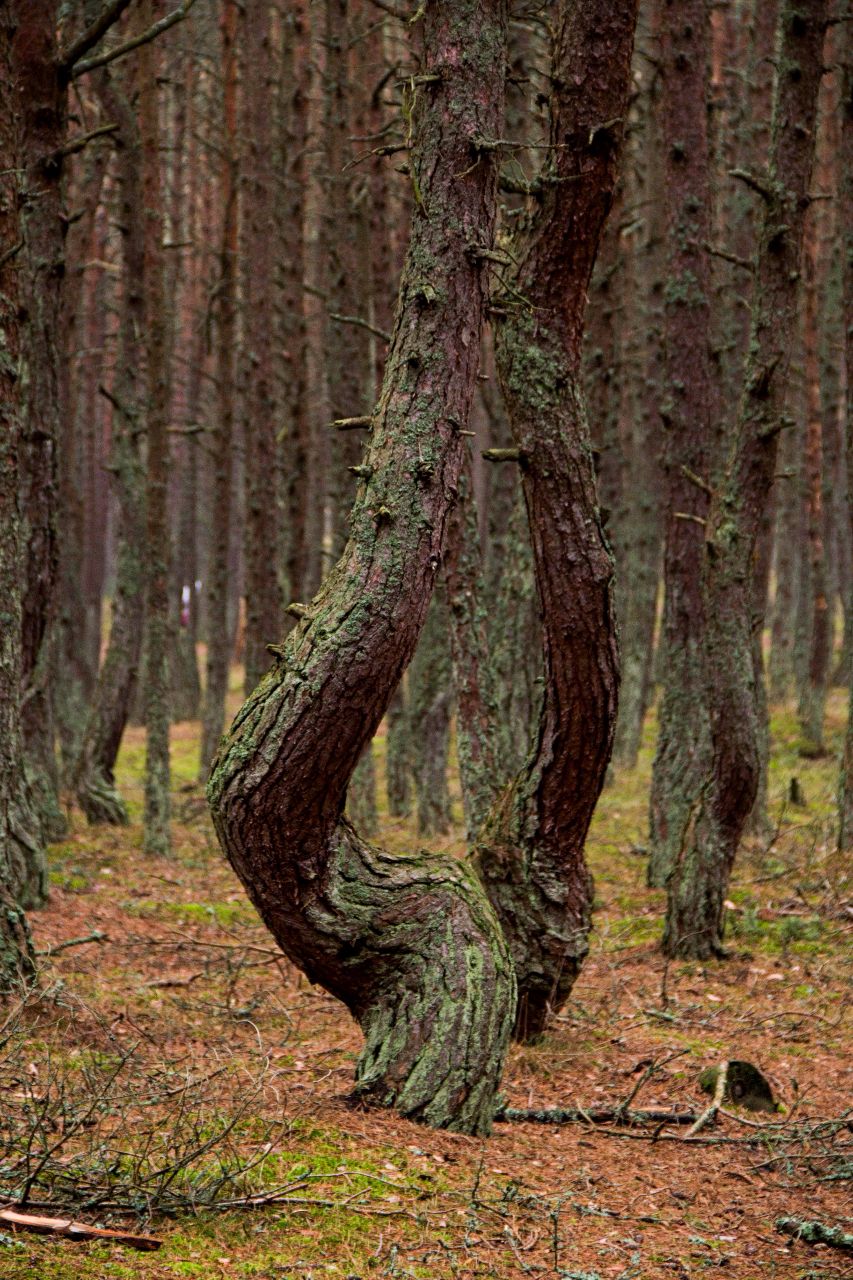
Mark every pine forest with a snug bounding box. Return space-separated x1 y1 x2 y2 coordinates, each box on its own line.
0 1 851 1276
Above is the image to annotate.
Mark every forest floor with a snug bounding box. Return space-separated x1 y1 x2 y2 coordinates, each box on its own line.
1 675 850 1280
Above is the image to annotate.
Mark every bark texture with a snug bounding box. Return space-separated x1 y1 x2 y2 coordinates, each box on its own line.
75 65 146 826
199 0 238 779
476 0 635 1038
139 0 172 856
12 0 67 846
208 0 514 1135
0 5 39 983
838 37 853 850
647 0 714 890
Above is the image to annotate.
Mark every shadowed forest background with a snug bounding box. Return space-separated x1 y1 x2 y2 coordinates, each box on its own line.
0 0 850 1277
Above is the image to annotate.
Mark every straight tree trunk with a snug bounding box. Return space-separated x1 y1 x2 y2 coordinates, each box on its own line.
0 7 42 981
647 0 714 891
12 0 67 846
208 0 514 1135
663 0 829 956
199 0 238 779
242 0 283 693
476 0 636 1038
838 39 853 850
75 65 147 826
409 590 453 838
139 0 172 855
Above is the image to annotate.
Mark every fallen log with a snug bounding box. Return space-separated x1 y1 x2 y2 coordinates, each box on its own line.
0 1207 162 1251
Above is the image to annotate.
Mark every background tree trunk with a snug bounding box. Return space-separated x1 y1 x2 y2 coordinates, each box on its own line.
0 6 41 981
12 0 67 847
199 0 238 780
663 0 829 957
139 0 173 855
647 0 714 892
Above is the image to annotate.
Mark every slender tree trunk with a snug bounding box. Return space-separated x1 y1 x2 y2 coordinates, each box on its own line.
242 0 283 693
139 0 172 855
445 462 501 841
199 0 238 779
75 67 147 826
208 0 514 1135
477 0 635 1038
838 40 853 850
612 51 665 770
279 1 310 608
663 0 829 957
0 8 42 980
385 685 413 818
798 72 838 755
647 0 714 892
409 590 453 838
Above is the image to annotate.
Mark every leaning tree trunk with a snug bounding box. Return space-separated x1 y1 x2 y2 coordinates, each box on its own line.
75 64 147 826
663 0 828 957
475 0 635 1039
208 0 514 1135
0 7 40 982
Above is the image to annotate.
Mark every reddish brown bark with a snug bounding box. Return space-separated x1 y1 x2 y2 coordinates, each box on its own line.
477 0 636 1037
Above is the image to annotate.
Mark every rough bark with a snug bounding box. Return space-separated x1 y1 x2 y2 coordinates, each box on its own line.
242 0 284 694
75 65 146 826
663 0 829 957
647 0 714 892
139 0 172 855
199 0 238 780
476 0 635 1038
208 0 514 1135
0 6 41 979
612 46 665 770
797 72 838 755
838 35 853 850
12 0 67 846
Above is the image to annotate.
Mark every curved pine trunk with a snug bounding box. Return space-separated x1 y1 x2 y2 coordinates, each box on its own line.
476 0 635 1039
208 0 514 1135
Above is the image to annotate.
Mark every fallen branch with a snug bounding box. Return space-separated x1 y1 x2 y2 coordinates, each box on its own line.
685 1060 728 1138
495 1105 698 1127
776 1217 853 1252
0 1207 162 1252
37 930 108 957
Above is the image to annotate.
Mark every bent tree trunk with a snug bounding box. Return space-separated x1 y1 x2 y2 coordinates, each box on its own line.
208 0 514 1135
663 0 828 956
475 0 635 1039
